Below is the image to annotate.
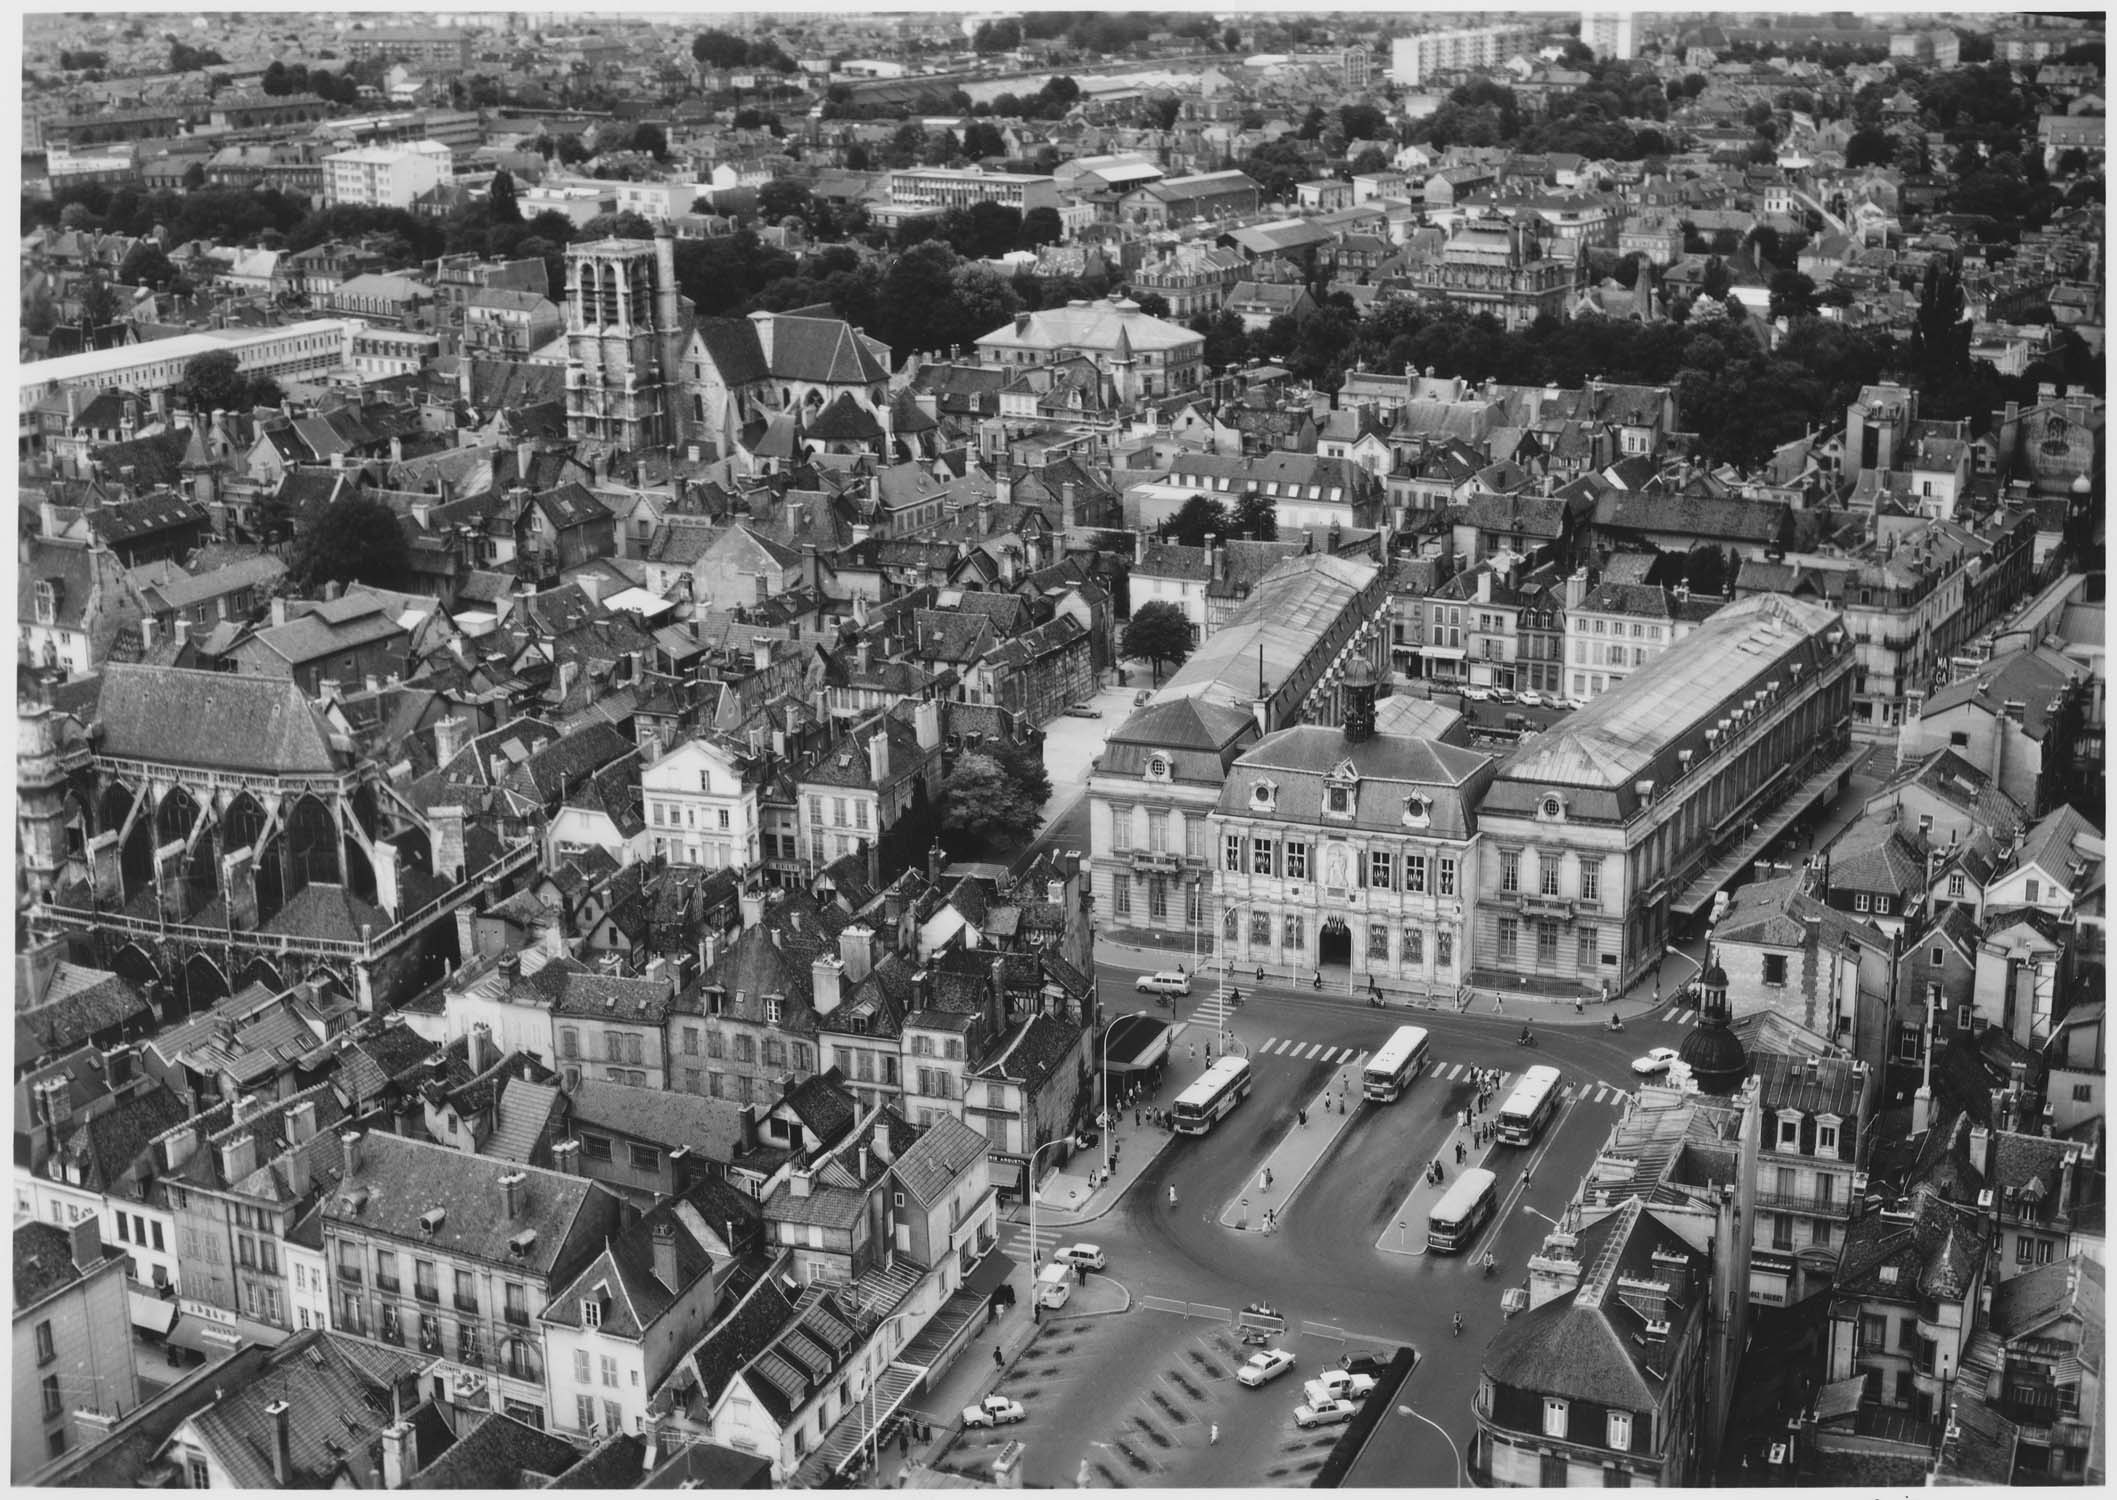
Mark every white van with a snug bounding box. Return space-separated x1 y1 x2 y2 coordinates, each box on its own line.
1134 970 1191 997
1034 1263 1073 1309
1052 1243 1105 1272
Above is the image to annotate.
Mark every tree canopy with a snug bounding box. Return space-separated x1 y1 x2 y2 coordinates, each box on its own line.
940 753 1043 846
287 494 411 593
1122 601 1194 683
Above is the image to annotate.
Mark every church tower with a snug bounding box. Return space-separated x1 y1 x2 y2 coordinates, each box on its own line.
564 225 688 454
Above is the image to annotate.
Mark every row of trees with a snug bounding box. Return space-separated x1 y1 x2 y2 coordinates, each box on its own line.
258 60 364 104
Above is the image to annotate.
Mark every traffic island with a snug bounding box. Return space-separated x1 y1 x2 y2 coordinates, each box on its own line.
1216 1069 1363 1232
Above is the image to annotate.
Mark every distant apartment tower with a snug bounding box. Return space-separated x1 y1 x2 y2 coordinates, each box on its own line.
564 231 688 453
1580 11 1636 61
322 139 452 209
1389 25 1542 87
343 26 475 75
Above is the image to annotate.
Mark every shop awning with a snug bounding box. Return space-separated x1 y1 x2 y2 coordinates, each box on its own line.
963 1250 1018 1301
1419 645 1467 660
1101 1014 1171 1073
165 1314 242 1355
129 1291 177 1335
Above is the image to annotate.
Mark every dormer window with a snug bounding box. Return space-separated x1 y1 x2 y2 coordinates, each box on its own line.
1145 754 1170 782
33 581 56 626
765 996 782 1025
1326 785 1352 816
581 1298 601 1329
1402 794 1430 826
1250 779 1277 812
1539 795 1564 821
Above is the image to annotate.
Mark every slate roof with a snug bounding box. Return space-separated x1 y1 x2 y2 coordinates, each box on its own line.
1828 824 1931 899
681 1279 798 1409
16 964 150 1058
1919 644 2079 742
565 1079 748 1162
86 663 345 774
324 1131 621 1282
976 1009 1083 1095
1989 1254 2103 1349
15 1220 95 1307
184 1330 406 1489
410 1412 580 1489
542 1207 714 1337
54 1081 193 1195
1871 748 2029 839
545 1432 648 1488
1217 724 1493 840
1482 1198 1707 1413
1835 1190 1990 1304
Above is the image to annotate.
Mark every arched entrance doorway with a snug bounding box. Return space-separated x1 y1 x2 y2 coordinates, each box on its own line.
1318 917 1352 969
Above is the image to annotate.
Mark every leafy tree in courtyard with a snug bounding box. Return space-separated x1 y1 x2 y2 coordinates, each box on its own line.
1157 494 1230 548
1122 601 1194 683
941 753 1042 845
78 273 123 329
990 738 1053 810
1231 489 1278 540
1768 270 1819 321
288 494 411 592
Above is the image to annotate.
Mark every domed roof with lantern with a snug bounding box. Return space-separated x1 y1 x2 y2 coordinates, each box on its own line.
1675 947 1747 1096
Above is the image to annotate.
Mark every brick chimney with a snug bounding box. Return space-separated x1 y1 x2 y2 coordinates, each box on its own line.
651 1220 680 1293
840 924 875 983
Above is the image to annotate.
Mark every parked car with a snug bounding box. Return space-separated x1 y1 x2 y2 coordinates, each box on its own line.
1052 1244 1105 1271
1518 690 1545 707
1134 689 1153 706
1062 704 1103 719
962 1395 1025 1428
1632 1047 1681 1076
1490 687 1517 704
1134 970 1191 997
1303 1370 1378 1404
1461 686 1493 702
1294 1397 1359 1429
1237 1348 1297 1387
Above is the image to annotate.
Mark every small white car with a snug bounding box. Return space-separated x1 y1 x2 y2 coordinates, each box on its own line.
962 1395 1026 1428
1632 1046 1681 1076
1135 971 1191 997
1237 1348 1296 1387
1052 1243 1105 1271
1518 690 1545 707
1302 1370 1377 1404
1460 686 1492 702
1294 1397 1359 1429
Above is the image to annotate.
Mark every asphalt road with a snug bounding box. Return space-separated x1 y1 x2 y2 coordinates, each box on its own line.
1008 961 1690 1488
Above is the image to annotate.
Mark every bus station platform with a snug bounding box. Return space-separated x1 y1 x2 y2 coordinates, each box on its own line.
1216 1053 1370 1233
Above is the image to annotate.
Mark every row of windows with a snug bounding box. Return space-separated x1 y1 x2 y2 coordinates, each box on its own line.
806 795 873 830
1497 850 1604 903
1109 873 1205 924
1108 805 1211 858
1225 910 1458 967
1224 835 1459 895
1496 917 1600 968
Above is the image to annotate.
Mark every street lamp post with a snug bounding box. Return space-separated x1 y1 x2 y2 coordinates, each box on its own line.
1659 944 1702 1008
1025 1135 1074 1290
1395 1403 1464 1486
1101 1009 1152 1174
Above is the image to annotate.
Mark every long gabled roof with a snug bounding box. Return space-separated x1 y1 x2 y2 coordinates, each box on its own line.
89 663 345 774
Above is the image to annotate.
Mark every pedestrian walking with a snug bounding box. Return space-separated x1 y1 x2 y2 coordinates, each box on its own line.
1133 1108 1140 1128
1297 1107 1307 1127
1575 998 1583 1016
1264 1166 1273 1191
1210 1424 1220 1445
1523 1168 1533 1190
993 1346 1004 1371
1456 1142 1465 1165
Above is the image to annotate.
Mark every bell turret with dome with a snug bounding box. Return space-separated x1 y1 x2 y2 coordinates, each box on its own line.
1338 654 1379 745
1675 948 1748 1096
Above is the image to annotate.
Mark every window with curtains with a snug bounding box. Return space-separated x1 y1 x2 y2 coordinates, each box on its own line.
1581 859 1602 907
1113 877 1130 917
1405 853 1427 893
1368 925 1390 960
1283 915 1305 951
1253 839 1275 876
1403 927 1423 964
1539 852 1561 897
1498 917 1518 961
1285 841 1308 880
1437 858 1456 897
1111 804 1132 851
1224 833 1243 871
1501 850 1521 893
1436 931 1453 968
1250 912 1271 945
1369 851 1393 888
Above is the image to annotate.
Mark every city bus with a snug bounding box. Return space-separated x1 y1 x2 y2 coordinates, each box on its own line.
1172 1055 1253 1135
1426 1167 1498 1253
1361 1025 1432 1103
1496 1065 1562 1147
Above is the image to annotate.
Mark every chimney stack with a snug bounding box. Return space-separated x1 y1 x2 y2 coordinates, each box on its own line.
267 1400 294 1487
651 1220 680 1293
501 1171 526 1219
840 924 875 983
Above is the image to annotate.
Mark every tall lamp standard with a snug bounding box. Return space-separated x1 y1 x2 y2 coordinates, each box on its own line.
1025 1135 1074 1294
1100 1009 1153 1175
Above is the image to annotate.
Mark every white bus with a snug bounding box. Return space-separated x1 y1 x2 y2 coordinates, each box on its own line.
1496 1065 1562 1147
1362 1025 1432 1103
1172 1055 1253 1135
1426 1167 1498 1253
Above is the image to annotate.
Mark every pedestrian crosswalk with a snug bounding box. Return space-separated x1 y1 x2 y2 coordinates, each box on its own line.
1247 1043 1634 1106
1253 1038 1370 1065
1001 1221 1062 1262
1668 1007 1701 1027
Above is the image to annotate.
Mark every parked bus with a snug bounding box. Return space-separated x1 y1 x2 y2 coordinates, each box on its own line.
1426 1167 1498 1253
1361 1025 1432 1103
1172 1055 1253 1135
1496 1065 1562 1147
